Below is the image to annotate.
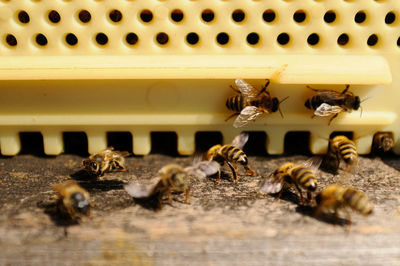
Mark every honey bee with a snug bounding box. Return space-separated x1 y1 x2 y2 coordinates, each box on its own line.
315 184 373 224
124 160 220 209
226 79 288 128
52 180 91 220
328 135 358 174
259 158 321 204
304 85 361 124
82 147 130 176
372 132 394 153
206 133 257 185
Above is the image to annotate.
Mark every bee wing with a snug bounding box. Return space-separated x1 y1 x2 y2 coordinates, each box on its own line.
231 132 249 150
185 160 220 179
235 79 260 98
314 103 343 117
259 173 285 194
124 178 160 198
114 151 130 157
233 106 264 128
301 156 323 177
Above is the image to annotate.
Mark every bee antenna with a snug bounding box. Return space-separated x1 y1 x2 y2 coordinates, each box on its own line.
278 96 289 119
360 105 363 118
360 96 371 103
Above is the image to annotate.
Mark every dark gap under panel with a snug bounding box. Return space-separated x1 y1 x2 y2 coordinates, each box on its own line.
107 132 133 154
63 132 89 156
150 132 178 156
284 131 311 155
19 132 45 156
242 131 267 156
195 132 223 153
329 131 354 140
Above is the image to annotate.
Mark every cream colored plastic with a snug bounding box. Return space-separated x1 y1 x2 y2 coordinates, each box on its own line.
0 0 399 156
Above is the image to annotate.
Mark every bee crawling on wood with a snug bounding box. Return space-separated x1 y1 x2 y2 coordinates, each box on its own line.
259 158 321 204
52 180 91 221
324 135 358 175
315 184 373 225
372 132 394 153
124 160 220 209
206 132 257 185
82 147 130 177
226 79 288 128
305 85 361 125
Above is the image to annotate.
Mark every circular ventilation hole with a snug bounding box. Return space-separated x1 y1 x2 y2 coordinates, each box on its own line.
397 37 400 47
126 33 139 45
171 9 184 22
109 9 122 23
307 33 319 46
140 10 153 23
95 33 108 45
263 9 276 22
65 33 78 46
277 33 290 45
232 9 245 22
337 33 349 46
5 34 17 46
246 32 259 45
48 10 61 23
78 10 91 23
35 34 48 46
354 11 366 23
216 32 229 45
156 32 169 45
186 32 199 45
201 9 214 22
293 10 306 23
367 34 378 46
18 11 30 24
385 11 396 24
324 10 336 23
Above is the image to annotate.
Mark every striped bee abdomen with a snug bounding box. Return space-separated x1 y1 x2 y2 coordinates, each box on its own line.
338 141 357 164
342 188 373 215
220 145 248 165
290 166 317 191
226 95 246 113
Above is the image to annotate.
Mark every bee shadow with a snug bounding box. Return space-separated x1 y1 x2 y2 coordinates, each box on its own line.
295 205 349 226
77 179 125 192
37 200 80 228
70 169 98 181
132 193 163 212
270 190 302 205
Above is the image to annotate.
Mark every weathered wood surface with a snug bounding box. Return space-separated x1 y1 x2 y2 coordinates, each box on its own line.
0 154 400 265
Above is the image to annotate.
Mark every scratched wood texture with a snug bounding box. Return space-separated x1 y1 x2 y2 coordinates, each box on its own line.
0 153 400 265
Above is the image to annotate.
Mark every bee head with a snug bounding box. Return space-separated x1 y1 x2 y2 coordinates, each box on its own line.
271 97 279 112
304 99 311 109
71 192 90 216
206 145 221 160
82 159 100 174
353 96 361 110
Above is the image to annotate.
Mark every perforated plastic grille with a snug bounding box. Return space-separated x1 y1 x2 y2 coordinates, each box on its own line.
1 0 400 55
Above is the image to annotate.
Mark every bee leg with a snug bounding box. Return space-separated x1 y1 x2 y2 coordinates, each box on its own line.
225 113 240 122
328 113 339 125
276 187 285 200
168 191 173 205
306 191 313 204
294 183 305 205
227 161 238 184
311 114 316 119
257 79 270 96
306 85 319 91
185 188 191 204
230 85 240 93
341 84 350 94
217 169 222 185
244 166 257 176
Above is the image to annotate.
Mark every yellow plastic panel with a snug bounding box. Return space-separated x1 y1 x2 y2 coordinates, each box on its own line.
0 0 399 155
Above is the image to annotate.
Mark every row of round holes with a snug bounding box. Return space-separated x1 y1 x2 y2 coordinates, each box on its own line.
16 9 398 25
5 32 399 48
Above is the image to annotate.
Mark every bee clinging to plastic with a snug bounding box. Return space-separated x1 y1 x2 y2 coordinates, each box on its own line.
52 180 91 221
372 132 394 153
206 132 257 185
226 79 288 128
328 135 358 175
259 158 321 204
82 147 130 177
124 160 220 209
305 85 361 125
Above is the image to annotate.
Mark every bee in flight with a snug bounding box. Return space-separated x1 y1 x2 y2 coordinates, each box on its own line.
372 132 394 153
304 85 361 125
226 79 288 128
124 160 220 210
206 133 257 185
315 184 373 225
325 135 358 175
259 158 321 204
52 180 91 221
82 147 130 177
